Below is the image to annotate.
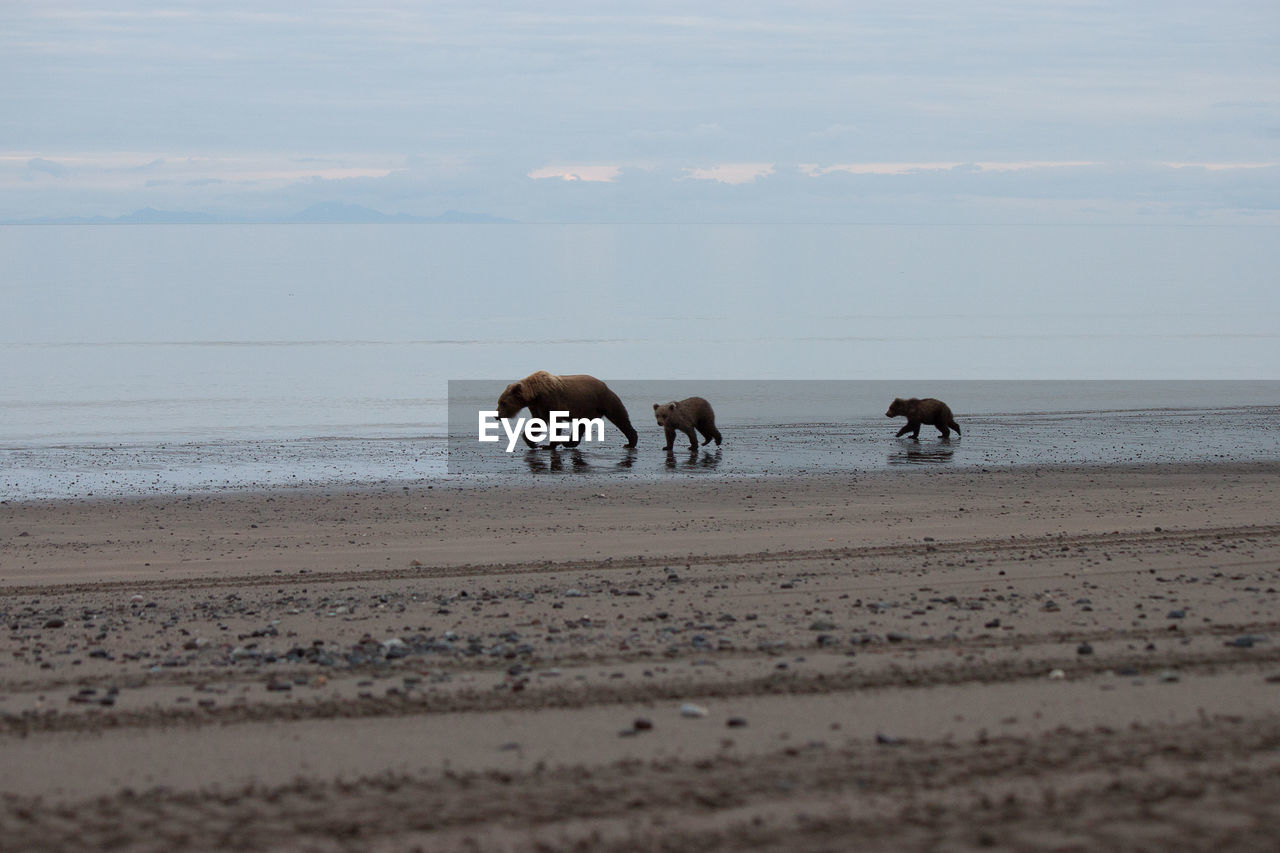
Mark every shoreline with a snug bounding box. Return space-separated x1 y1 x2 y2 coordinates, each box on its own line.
4 453 1275 501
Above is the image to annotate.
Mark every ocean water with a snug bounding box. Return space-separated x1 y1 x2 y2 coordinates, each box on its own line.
2 225 1278 499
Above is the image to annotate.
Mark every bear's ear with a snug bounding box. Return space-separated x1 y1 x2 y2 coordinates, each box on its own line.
652 403 659 409
509 381 524 399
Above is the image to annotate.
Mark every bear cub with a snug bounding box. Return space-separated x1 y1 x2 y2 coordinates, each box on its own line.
653 397 722 451
886 397 961 440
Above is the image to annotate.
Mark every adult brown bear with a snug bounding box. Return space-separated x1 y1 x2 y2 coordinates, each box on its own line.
497 371 638 449
886 397 961 440
653 397 722 451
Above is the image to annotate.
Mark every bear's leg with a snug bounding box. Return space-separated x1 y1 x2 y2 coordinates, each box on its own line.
937 423 950 438
615 419 639 448
698 419 722 446
910 421 922 440
664 424 677 452
948 419 961 436
599 391 639 447
896 423 913 437
683 426 698 451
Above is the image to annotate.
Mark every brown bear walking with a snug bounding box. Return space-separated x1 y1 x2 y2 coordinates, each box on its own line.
497 371 638 448
885 397 961 440
653 397 722 451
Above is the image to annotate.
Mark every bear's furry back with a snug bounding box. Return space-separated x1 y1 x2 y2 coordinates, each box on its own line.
519 370 567 398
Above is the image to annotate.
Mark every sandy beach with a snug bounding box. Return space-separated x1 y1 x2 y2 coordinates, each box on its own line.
3 461 1280 851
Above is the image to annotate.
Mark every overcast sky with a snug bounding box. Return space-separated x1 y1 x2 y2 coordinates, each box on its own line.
2 1 1277 222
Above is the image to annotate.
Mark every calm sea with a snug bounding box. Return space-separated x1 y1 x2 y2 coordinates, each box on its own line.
2 225 1277 498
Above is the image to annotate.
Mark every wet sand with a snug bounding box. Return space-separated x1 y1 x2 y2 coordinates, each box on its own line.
3 462 1280 851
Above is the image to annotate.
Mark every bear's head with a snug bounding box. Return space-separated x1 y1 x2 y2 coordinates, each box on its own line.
497 382 530 419
498 371 563 418
885 398 908 418
653 402 678 427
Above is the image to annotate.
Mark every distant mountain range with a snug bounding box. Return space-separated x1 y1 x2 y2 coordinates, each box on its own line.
7 203 518 225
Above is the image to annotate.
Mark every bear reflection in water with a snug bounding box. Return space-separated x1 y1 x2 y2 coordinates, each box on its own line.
888 439 955 465
665 447 722 470
523 447 638 473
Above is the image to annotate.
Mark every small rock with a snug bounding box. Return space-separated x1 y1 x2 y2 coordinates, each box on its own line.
1226 636 1256 648
564 588 584 598
42 618 65 629
679 703 708 718
726 717 748 728
1159 669 1180 683
1167 609 1186 620
230 646 258 661
633 718 653 731
1048 669 1066 680
808 620 837 632
875 733 904 746
1076 642 1093 655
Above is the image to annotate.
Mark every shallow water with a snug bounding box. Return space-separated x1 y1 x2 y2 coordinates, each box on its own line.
4 387 1276 500
447 404 1280 483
